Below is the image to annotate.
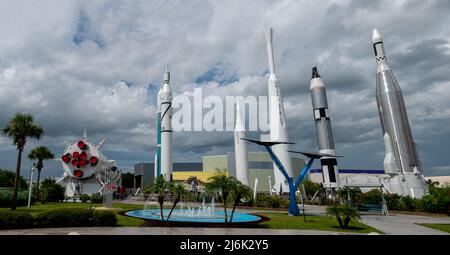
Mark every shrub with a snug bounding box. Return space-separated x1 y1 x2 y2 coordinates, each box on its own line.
0 211 34 229
36 208 93 228
90 193 103 203
79 194 90 203
92 211 117 226
40 179 65 202
255 194 289 208
0 189 34 208
399 196 417 211
418 187 450 214
326 204 361 229
359 189 382 205
384 193 401 210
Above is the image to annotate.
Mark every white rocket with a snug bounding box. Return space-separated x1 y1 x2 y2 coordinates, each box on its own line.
234 101 249 185
372 29 426 198
310 67 340 189
160 67 173 181
265 27 293 193
155 87 162 177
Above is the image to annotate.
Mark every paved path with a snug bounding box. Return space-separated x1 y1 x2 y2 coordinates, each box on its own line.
361 214 450 235
0 227 362 235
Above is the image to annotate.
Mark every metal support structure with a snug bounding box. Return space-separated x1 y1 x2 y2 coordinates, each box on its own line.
27 165 35 208
265 146 315 216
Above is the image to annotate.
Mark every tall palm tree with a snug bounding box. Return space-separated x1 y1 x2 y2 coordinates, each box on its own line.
229 179 252 223
3 113 43 210
205 170 233 223
28 146 54 200
145 175 171 221
167 182 188 221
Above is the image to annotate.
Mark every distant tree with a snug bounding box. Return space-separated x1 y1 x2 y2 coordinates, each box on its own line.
28 146 54 200
145 175 171 221
2 113 43 210
0 169 28 190
167 183 188 221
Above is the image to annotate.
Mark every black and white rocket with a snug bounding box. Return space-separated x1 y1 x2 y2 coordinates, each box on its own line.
309 67 340 189
160 67 173 180
372 29 426 198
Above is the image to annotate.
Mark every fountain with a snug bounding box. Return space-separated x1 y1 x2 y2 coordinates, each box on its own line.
125 195 261 224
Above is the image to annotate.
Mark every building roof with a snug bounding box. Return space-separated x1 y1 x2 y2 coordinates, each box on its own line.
310 169 385 174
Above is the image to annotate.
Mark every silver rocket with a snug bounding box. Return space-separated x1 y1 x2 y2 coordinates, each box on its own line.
234 101 249 185
373 29 426 198
309 67 340 189
160 67 173 180
265 27 293 193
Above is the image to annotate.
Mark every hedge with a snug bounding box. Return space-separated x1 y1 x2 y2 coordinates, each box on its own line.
0 211 34 229
0 208 118 229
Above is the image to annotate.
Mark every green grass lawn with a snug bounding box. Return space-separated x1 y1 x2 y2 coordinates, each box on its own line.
0 202 145 227
2 203 382 233
417 223 450 233
257 212 382 234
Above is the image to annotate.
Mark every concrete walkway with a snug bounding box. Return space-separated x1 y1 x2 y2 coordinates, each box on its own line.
0 227 362 235
361 214 450 235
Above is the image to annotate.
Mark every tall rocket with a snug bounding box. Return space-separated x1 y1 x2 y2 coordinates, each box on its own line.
310 67 340 189
234 101 249 185
160 67 173 180
372 29 426 198
155 88 162 177
265 27 293 193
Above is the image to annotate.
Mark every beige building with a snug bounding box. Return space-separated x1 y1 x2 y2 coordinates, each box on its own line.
203 152 305 193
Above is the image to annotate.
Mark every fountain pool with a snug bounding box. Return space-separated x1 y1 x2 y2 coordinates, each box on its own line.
125 209 261 223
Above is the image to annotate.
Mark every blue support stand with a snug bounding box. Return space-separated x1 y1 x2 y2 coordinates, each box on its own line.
264 146 315 216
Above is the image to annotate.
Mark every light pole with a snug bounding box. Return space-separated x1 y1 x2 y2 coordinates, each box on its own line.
27 164 36 208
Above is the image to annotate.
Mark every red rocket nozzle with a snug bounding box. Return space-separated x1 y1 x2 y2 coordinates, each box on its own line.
90 156 98 166
77 141 88 150
73 169 83 178
79 151 88 160
61 154 71 163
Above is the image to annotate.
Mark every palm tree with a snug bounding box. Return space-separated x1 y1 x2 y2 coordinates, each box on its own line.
28 146 54 200
229 179 252 223
167 182 188 221
2 113 43 210
145 175 170 221
425 179 439 188
326 204 361 229
205 170 233 223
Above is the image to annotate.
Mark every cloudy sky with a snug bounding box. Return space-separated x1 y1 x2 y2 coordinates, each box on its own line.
1 0 449 179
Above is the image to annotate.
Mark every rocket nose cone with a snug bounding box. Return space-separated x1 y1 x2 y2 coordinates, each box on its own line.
372 29 382 43
312 66 321 79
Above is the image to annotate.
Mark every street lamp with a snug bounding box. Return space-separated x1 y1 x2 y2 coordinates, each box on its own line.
27 164 36 208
